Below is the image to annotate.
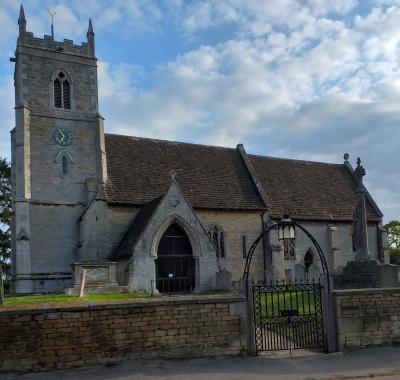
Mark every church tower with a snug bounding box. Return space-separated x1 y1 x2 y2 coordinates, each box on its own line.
11 5 107 292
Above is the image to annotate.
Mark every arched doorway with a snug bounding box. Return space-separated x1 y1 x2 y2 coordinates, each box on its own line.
156 223 195 293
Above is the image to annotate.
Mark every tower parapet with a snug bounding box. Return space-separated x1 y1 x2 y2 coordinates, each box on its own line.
19 32 91 57
17 5 95 58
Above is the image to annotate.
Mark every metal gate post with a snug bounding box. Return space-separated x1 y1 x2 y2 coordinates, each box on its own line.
321 275 338 352
244 278 256 355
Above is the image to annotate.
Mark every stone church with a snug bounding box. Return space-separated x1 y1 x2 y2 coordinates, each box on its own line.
10 7 387 294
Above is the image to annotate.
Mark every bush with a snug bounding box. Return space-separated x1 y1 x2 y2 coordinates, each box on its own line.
390 248 400 265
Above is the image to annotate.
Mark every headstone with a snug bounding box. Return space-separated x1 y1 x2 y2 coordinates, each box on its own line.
216 269 232 291
333 259 400 289
284 269 294 283
294 264 306 282
307 264 320 281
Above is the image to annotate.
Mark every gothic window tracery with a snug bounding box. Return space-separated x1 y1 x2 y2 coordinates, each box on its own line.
208 225 225 258
53 71 71 109
283 238 296 260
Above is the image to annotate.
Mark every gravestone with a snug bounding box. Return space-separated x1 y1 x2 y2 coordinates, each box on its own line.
307 263 320 281
294 264 306 281
216 269 232 291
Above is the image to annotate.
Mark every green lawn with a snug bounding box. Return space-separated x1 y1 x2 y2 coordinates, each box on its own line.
261 290 317 316
1 293 150 307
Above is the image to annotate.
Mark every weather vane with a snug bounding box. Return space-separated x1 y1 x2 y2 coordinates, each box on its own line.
47 8 57 38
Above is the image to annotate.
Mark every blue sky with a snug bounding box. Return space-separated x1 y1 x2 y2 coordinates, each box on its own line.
0 0 399 221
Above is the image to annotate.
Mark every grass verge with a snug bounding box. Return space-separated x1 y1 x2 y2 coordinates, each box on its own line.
2 292 150 307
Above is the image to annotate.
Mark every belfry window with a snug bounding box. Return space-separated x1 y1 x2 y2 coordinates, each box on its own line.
208 225 225 258
54 71 70 109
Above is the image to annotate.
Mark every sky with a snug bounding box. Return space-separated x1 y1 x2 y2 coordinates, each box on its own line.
0 0 399 222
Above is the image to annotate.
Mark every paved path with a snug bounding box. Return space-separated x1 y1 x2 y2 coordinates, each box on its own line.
2 346 400 380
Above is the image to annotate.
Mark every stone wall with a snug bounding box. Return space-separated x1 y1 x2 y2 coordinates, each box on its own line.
334 288 400 350
196 210 264 282
0 295 246 372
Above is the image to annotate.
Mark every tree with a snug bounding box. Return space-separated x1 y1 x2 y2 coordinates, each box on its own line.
0 157 11 296
385 220 400 266
386 220 400 248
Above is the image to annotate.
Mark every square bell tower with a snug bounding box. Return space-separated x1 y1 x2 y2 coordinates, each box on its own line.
11 5 107 293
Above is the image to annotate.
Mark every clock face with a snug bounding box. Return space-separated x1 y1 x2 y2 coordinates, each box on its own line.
54 128 73 146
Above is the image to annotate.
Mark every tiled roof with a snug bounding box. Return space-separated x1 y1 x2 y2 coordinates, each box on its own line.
249 155 381 221
105 134 265 210
104 133 382 222
111 196 163 259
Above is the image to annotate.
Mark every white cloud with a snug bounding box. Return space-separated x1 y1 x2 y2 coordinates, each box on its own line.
0 0 399 220
94 1 400 220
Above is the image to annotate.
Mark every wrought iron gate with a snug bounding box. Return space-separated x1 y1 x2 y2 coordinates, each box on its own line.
253 279 325 353
156 256 194 293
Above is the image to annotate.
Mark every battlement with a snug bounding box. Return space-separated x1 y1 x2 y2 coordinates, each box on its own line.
16 5 95 58
19 32 92 57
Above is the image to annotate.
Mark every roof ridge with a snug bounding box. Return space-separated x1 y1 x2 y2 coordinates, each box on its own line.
106 133 344 166
248 153 344 167
105 133 237 152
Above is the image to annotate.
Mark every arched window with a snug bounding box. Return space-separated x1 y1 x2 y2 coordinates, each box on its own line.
55 150 73 175
304 250 313 272
53 71 71 109
62 155 68 175
208 225 225 258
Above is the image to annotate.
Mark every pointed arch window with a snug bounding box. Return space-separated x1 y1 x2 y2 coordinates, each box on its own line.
55 150 73 175
53 71 71 109
304 250 313 273
208 225 225 258
62 155 68 175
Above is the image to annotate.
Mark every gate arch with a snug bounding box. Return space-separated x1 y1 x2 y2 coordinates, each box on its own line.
243 217 336 355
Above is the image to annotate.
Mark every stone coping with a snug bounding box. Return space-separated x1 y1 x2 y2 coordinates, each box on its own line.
0 293 245 316
334 287 400 296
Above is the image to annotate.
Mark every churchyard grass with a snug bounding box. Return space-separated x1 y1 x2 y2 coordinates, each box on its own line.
257 291 320 348
1 292 150 307
261 291 316 316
